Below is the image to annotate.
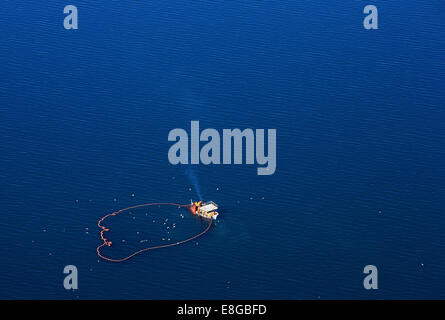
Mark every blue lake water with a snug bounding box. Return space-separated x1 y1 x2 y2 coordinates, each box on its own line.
0 1 444 299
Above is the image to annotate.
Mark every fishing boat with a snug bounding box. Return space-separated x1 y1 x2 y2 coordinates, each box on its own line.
190 200 219 220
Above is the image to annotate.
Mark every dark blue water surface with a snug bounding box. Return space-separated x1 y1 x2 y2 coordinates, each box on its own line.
1 1 444 299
